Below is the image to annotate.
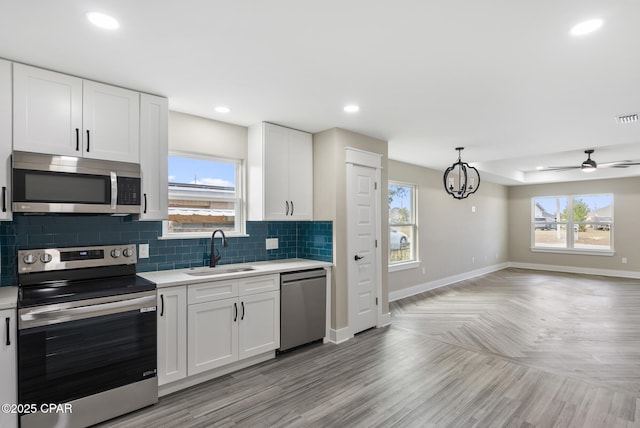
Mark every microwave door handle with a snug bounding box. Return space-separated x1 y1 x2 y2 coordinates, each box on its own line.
110 172 118 210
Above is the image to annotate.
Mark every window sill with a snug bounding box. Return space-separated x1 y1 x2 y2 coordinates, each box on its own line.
530 247 614 257
160 233 250 240
389 260 421 272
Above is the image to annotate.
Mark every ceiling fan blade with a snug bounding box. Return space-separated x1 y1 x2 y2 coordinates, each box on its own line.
599 161 640 168
538 166 581 171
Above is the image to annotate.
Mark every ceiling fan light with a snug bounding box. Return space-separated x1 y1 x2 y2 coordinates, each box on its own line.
581 160 597 171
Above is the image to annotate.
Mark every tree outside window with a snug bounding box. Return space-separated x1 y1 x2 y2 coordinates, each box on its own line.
389 182 417 264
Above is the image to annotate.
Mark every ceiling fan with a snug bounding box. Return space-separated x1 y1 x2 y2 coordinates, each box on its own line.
538 149 640 173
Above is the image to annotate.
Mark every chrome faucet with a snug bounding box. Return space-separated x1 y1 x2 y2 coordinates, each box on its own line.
209 229 228 267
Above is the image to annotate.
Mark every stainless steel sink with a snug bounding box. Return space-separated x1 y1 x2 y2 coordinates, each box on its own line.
186 266 256 276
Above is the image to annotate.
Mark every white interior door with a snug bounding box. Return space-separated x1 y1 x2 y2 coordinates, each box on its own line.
347 161 379 335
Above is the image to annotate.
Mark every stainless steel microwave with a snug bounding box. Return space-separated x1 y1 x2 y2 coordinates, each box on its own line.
12 151 141 214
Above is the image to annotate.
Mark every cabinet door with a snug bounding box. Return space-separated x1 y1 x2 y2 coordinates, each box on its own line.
0 309 17 428
287 129 313 220
139 94 168 220
263 123 290 219
13 63 83 156
238 291 280 360
157 287 187 386
0 60 12 221
82 80 140 163
187 298 238 375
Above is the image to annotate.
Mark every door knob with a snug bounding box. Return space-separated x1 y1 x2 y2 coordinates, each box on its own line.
354 255 364 261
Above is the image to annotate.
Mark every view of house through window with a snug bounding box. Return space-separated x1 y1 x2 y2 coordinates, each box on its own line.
165 154 242 236
389 182 417 264
532 194 613 251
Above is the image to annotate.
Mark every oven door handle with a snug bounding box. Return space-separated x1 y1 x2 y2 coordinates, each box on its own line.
19 293 157 330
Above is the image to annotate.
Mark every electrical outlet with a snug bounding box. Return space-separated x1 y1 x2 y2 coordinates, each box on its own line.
472 206 476 212
266 238 279 250
139 243 149 259
422 267 426 275
622 257 628 264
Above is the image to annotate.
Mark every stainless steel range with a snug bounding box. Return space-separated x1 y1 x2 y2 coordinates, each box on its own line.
17 244 158 428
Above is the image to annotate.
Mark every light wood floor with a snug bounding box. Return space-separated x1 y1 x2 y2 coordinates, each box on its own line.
99 268 640 427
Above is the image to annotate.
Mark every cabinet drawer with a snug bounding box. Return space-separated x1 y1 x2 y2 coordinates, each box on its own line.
239 274 279 296
188 280 239 304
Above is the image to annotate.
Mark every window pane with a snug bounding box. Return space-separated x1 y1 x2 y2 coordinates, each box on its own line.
167 156 238 233
389 182 416 265
389 185 413 224
533 197 567 222
574 224 611 250
534 224 568 248
390 226 414 262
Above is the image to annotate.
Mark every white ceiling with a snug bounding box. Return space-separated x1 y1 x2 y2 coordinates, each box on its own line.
1 0 639 185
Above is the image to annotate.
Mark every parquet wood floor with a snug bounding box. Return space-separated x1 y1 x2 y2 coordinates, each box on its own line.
100 268 640 427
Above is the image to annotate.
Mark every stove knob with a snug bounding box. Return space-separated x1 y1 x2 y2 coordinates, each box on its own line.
123 248 134 258
111 249 121 258
40 253 53 263
23 254 36 264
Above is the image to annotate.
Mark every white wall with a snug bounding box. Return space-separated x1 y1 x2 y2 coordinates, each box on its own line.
168 111 247 160
388 160 509 299
508 176 640 273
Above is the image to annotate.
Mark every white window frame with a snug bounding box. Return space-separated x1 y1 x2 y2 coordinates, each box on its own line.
388 180 420 272
530 193 614 256
161 151 246 239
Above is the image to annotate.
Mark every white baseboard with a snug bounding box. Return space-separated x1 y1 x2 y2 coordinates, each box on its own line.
328 326 353 344
389 262 509 302
378 312 391 327
508 262 640 279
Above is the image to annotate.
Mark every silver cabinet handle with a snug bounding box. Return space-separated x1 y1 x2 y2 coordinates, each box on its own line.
285 201 289 216
86 129 90 152
290 201 294 216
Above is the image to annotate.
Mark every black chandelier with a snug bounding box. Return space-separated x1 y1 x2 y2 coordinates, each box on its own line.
443 147 480 200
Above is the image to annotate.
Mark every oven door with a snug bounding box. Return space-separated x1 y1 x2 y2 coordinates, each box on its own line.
18 291 157 407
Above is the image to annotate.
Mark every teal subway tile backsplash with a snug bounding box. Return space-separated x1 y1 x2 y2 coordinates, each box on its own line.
0 215 332 286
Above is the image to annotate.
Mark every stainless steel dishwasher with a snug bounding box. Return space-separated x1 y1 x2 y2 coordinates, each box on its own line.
279 269 327 351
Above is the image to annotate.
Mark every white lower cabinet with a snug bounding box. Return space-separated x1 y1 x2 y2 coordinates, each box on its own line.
238 291 280 360
0 309 17 428
158 274 280 389
157 286 187 386
187 297 239 375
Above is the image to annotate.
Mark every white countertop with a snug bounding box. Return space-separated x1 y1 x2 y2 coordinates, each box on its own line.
0 286 18 310
139 258 332 288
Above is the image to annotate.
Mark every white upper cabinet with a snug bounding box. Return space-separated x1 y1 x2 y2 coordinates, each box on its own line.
0 60 12 221
82 80 139 163
13 63 140 163
248 122 313 221
139 93 168 220
13 63 82 157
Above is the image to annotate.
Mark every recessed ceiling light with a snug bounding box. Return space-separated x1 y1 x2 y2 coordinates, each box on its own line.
87 12 119 30
536 166 544 171
214 106 231 114
344 105 359 113
570 19 603 36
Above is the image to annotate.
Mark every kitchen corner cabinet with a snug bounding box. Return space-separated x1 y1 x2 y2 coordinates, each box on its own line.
157 286 187 386
248 122 313 221
139 94 168 220
0 309 17 428
0 60 12 221
187 275 280 376
13 63 140 163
